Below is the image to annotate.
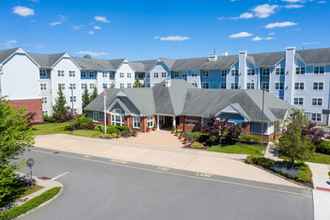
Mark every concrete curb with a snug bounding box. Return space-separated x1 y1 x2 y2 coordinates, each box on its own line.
15 182 63 219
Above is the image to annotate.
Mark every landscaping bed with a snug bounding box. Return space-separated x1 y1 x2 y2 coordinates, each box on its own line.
0 187 61 220
245 156 312 185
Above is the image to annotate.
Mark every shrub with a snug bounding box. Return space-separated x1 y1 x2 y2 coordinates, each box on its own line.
43 115 56 123
206 135 219 146
184 132 204 142
65 115 94 131
191 142 205 149
99 133 120 139
316 140 330 155
0 187 60 220
328 171 330 178
244 156 275 169
239 134 263 144
295 164 312 183
198 134 210 143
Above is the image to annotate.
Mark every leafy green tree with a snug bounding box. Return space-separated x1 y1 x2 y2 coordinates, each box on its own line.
278 110 315 166
82 87 90 111
52 88 69 122
133 79 143 88
0 98 33 207
90 87 98 101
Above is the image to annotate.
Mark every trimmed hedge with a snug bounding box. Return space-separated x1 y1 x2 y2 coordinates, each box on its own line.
0 187 61 220
239 134 263 144
245 156 312 184
316 140 330 155
191 141 205 149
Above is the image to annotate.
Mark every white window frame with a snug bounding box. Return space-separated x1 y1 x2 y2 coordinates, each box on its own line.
111 113 124 126
133 116 140 128
147 116 154 128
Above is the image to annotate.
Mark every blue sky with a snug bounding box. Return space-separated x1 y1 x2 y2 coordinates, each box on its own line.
0 0 329 60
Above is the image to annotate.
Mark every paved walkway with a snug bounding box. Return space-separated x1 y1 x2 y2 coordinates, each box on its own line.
34 134 301 187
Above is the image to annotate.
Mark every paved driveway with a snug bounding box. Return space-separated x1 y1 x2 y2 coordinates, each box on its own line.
34 134 301 187
20 149 313 220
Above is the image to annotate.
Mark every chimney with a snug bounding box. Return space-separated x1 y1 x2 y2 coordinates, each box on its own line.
239 51 248 89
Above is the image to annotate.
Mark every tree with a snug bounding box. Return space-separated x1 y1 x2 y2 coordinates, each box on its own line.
133 79 143 88
90 87 98 101
52 88 70 122
82 87 90 111
278 110 315 166
0 98 33 207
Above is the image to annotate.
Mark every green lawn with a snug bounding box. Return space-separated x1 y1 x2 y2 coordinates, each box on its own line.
20 185 43 198
32 122 103 138
307 153 330 165
32 122 70 135
207 143 265 156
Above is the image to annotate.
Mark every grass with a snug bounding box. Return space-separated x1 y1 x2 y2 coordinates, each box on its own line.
32 122 70 135
307 153 330 165
20 185 43 198
207 143 265 156
0 187 61 220
32 122 103 138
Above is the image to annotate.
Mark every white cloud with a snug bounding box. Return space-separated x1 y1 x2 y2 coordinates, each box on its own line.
239 12 254 19
284 4 304 8
12 6 35 17
49 15 66 27
155 35 191 42
282 0 304 3
265 21 298 29
77 51 109 57
93 25 102 30
229 32 253 39
0 40 18 48
252 36 274 41
94 16 110 23
88 30 95 35
252 4 279 18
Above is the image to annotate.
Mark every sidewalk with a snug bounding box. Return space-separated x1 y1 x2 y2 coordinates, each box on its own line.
34 134 301 187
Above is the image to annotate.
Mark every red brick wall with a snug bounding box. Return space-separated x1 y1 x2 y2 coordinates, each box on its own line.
178 116 202 132
8 99 43 124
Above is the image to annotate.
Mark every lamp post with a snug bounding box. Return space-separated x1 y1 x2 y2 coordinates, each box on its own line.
26 158 35 186
103 89 107 134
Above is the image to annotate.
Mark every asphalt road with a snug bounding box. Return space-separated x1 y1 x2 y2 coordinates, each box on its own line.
19 148 314 220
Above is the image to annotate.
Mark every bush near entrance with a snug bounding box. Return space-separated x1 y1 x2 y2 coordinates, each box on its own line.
316 140 330 155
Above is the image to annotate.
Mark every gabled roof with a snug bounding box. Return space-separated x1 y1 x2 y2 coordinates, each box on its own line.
296 48 330 65
247 51 285 67
0 48 18 64
85 80 292 122
29 52 66 68
73 57 124 71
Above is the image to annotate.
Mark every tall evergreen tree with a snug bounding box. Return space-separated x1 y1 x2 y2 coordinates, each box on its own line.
52 88 69 122
90 87 98 101
82 87 90 111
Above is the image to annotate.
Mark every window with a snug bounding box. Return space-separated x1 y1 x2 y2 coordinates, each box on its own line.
127 73 132 78
162 72 167 78
314 66 325 74
103 83 108 89
40 83 47 91
173 72 179 78
247 69 255 75
69 83 76 90
120 73 124 78
296 67 305 75
90 84 95 89
81 84 87 90
70 96 76 102
312 113 322 122
111 113 123 126
58 83 65 90
231 83 238 89
247 83 254 90
202 82 209 89
147 116 154 128
40 69 50 79
81 71 97 79
312 98 323 106
231 69 238 76
103 72 108 78
133 116 140 128
127 83 132 88
275 68 280 75
154 72 159 78
109 72 115 80
275 82 284 90
201 70 209 77
192 82 198 87
57 70 64 77
294 97 304 105
120 83 125 88
42 97 47 104
69 71 75 77
294 82 304 90
313 82 324 90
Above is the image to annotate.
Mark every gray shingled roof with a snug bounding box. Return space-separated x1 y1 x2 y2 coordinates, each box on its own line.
129 59 158 72
29 52 66 68
248 51 285 67
73 57 124 71
85 80 291 122
0 48 18 64
296 48 330 65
